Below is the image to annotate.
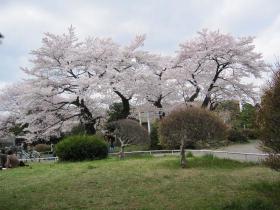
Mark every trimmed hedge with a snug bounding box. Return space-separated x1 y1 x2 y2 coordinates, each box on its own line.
56 135 108 161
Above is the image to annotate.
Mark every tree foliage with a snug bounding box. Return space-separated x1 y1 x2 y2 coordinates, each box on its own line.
174 29 267 109
227 129 248 143
238 103 257 129
106 119 150 158
159 107 227 167
215 100 240 125
107 103 126 122
258 64 280 170
150 121 161 150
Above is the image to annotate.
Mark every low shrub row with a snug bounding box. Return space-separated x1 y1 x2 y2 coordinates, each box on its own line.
56 135 108 161
227 129 248 143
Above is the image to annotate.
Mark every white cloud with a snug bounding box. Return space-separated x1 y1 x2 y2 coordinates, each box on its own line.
0 0 280 85
255 15 280 62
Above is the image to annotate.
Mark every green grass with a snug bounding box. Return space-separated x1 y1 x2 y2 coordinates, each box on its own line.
0 155 279 210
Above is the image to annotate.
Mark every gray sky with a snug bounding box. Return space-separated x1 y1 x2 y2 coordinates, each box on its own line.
0 0 280 88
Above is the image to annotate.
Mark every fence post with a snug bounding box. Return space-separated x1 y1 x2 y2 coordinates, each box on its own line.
138 111 142 125
147 112 151 134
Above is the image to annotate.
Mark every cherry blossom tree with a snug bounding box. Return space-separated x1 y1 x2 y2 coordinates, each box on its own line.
173 29 268 109
19 27 110 137
138 54 177 109
0 27 152 140
97 34 149 119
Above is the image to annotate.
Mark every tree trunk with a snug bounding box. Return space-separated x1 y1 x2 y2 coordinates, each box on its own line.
180 139 187 168
72 97 97 134
151 95 166 119
153 96 163 109
189 86 201 102
119 144 125 159
201 95 211 109
209 101 219 111
114 90 130 119
154 101 166 119
201 65 222 109
121 97 130 119
84 121 96 135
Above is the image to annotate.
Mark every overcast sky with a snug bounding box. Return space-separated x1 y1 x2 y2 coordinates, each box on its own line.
1 0 280 88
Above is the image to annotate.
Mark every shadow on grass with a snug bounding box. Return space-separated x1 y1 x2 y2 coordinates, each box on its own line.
158 154 256 170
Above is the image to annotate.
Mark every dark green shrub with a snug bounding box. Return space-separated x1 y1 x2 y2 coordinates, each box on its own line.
107 102 126 122
150 121 162 150
56 135 108 161
238 103 258 129
34 144 51 152
227 129 248 143
241 128 259 140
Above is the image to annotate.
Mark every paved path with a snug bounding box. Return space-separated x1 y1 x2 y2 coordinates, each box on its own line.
153 140 267 162
216 140 263 154
210 140 266 162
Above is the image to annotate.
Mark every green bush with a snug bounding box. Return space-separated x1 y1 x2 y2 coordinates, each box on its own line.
107 102 126 122
34 144 51 152
227 129 248 143
241 128 259 140
56 135 108 161
150 121 162 150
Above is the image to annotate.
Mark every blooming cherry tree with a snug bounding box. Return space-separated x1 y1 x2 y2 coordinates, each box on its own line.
174 29 268 109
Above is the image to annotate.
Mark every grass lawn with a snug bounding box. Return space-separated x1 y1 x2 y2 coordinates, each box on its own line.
0 155 279 210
